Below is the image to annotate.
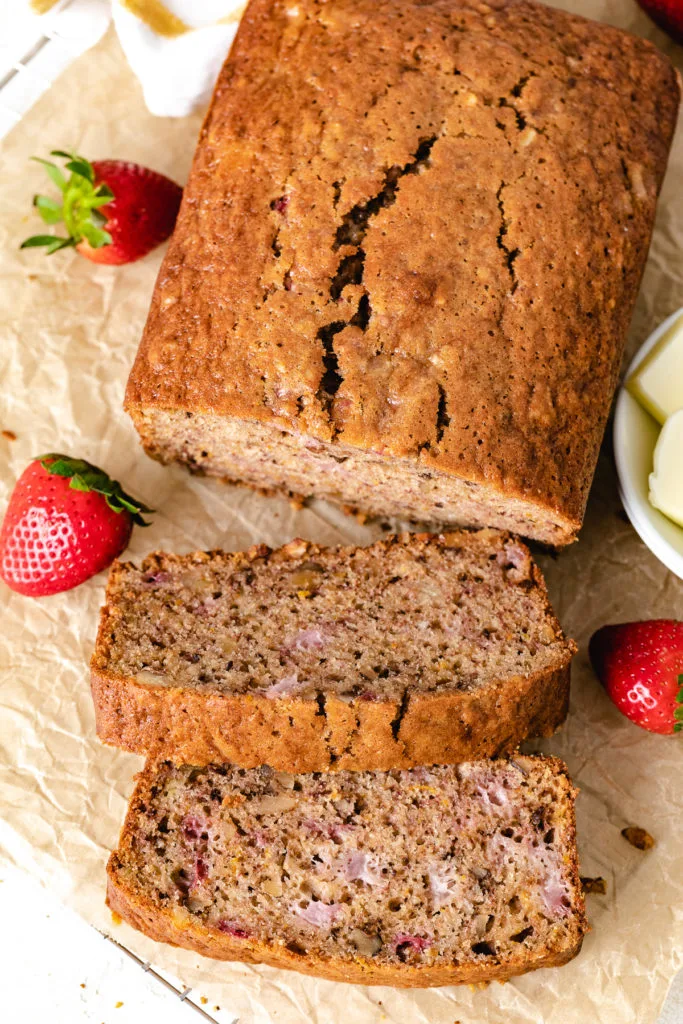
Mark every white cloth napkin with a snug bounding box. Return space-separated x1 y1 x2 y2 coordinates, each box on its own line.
9 0 245 130
111 0 244 117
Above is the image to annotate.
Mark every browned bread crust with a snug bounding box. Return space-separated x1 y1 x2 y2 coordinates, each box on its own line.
106 756 588 987
92 662 570 771
106 870 583 985
91 530 575 771
125 0 680 545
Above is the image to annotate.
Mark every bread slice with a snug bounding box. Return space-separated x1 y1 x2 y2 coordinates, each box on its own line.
91 530 575 771
107 755 588 987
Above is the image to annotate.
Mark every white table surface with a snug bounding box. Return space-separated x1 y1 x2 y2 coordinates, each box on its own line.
1 860 681 1024
0 863 237 1024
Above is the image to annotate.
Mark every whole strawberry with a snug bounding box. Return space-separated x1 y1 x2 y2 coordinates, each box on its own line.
20 151 182 264
637 0 683 44
589 620 683 735
0 455 152 597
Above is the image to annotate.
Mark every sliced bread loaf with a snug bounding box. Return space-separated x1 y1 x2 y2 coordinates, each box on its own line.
91 530 574 771
107 755 588 987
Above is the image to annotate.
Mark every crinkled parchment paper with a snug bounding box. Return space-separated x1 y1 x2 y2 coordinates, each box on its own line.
0 4 682 1021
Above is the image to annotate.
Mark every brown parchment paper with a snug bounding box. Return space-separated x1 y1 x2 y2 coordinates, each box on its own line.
0 4 682 1021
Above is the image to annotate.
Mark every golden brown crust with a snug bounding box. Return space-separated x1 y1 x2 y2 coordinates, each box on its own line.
125 0 679 541
92 663 570 771
106 865 583 986
106 754 588 986
90 530 575 771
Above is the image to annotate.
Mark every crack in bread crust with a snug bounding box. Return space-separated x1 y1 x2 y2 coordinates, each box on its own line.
91 663 571 771
125 0 679 543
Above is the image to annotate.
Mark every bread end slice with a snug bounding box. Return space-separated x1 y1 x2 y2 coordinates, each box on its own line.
106 756 588 987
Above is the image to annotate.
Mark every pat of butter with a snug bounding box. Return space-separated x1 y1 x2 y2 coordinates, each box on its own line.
649 409 683 529
627 313 683 425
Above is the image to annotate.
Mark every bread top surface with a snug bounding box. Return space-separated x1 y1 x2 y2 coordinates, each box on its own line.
110 755 587 972
92 529 574 701
126 0 679 524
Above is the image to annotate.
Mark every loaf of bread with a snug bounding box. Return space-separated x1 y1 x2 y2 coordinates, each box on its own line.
124 0 679 546
91 529 575 771
107 755 588 987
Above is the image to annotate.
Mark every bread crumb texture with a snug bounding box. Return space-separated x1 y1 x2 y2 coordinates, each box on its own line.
91 530 574 769
107 756 588 986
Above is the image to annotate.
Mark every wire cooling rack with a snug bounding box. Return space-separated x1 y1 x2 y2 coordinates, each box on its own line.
0 0 110 141
101 930 239 1023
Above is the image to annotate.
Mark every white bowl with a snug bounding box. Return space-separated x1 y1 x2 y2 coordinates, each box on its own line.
613 306 683 581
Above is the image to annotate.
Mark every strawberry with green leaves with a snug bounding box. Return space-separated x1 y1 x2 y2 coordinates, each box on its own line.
589 620 683 735
0 455 152 597
21 150 182 264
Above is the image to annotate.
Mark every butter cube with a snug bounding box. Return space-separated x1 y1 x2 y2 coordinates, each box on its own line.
649 409 683 529
627 313 683 425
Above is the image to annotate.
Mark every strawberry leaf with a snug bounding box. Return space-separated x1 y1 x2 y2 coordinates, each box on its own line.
32 157 66 192
22 151 115 256
20 234 71 249
36 454 154 527
20 234 66 249
46 237 75 255
110 492 148 515
672 676 683 733
37 456 92 479
89 193 114 210
65 157 94 182
67 475 90 492
90 209 107 228
81 223 112 249
34 194 63 224
36 208 62 226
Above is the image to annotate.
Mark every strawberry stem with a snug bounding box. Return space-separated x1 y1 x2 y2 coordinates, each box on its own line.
36 454 153 526
21 151 114 254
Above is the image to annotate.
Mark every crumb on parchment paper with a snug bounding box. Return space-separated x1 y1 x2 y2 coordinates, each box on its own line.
622 826 655 850
581 876 607 894
2 430 17 440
